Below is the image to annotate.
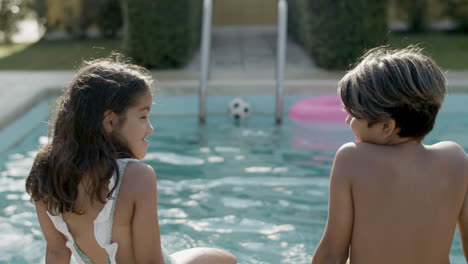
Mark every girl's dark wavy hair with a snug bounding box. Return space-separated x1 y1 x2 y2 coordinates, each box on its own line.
25 55 153 215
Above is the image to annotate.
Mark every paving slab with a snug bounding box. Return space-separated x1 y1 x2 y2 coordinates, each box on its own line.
0 71 73 132
184 25 317 74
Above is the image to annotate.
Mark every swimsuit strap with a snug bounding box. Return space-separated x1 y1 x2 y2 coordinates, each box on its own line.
74 244 94 264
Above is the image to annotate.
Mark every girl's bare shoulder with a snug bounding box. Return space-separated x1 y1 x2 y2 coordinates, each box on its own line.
122 161 157 197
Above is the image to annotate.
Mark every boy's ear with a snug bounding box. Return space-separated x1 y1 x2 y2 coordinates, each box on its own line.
103 110 117 133
381 118 398 137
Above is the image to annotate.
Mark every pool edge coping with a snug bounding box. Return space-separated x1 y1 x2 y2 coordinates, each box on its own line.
1 70 468 135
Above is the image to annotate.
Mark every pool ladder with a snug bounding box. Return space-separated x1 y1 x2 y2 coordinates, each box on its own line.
199 0 288 124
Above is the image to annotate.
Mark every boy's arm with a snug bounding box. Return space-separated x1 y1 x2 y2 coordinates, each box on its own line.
458 153 468 262
312 143 355 264
459 187 468 262
35 200 71 263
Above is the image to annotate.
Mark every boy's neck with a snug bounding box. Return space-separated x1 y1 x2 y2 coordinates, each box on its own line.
383 136 422 146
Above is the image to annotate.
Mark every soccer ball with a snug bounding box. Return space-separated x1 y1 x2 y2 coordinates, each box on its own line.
229 98 251 120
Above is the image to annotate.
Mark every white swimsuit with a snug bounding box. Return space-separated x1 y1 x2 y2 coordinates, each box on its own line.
47 158 174 264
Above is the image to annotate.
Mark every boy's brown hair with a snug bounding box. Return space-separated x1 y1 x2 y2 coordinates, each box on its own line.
339 46 447 139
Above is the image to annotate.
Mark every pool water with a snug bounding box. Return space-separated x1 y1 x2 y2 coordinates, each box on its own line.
0 94 467 264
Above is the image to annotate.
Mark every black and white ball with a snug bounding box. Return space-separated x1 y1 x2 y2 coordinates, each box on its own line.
229 98 251 120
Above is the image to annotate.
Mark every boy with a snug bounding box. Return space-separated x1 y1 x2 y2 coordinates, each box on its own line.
311 47 468 264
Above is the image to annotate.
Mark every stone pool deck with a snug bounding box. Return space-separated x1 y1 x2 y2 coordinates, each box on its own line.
0 25 318 131
0 70 332 131
1 26 468 134
1 69 468 133
0 25 468 135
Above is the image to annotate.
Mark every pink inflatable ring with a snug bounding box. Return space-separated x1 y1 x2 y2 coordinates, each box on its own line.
289 95 347 123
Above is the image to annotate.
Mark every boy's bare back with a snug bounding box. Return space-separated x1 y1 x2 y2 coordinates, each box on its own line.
329 141 468 264
311 47 468 264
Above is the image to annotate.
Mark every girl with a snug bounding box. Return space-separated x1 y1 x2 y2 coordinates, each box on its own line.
26 57 237 264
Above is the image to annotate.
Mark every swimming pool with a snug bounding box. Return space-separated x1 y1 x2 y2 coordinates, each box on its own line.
0 93 467 263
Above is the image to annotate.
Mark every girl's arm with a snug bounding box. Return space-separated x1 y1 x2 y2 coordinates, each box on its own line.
129 162 166 264
311 143 355 264
35 200 71 263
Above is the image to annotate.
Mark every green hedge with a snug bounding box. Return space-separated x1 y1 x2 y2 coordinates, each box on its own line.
446 0 468 32
289 0 389 70
0 0 34 43
393 0 427 32
287 0 310 47
122 0 202 69
96 0 123 38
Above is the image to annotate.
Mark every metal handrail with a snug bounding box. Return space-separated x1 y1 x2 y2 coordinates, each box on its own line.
276 0 287 124
199 0 212 123
198 0 287 124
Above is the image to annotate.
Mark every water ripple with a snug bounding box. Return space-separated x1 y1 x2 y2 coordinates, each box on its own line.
144 152 205 165
158 177 329 191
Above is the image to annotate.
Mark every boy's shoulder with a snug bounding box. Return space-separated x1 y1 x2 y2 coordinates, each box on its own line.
426 141 468 164
335 140 468 165
333 141 468 185
427 140 465 153
338 140 465 153
332 142 369 169
332 142 385 170
334 142 379 159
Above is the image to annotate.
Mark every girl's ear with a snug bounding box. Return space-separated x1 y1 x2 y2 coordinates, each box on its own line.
103 110 117 133
382 118 399 138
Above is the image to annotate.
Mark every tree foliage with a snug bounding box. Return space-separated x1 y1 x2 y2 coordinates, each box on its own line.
289 0 389 70
122 0 202 68
393 0 427 32
445 0 468 32
0 0 34 43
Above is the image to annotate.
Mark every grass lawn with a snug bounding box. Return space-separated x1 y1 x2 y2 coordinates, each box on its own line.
0 33 467 70
389 33 468 70
0 39 122 70
0 43 31 58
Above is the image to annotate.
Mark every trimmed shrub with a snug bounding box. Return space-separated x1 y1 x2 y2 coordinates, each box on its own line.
445 0 468 32
288 0 389 70
122 0 202 69
288 0 311 47
393 0 428 32
96 0 123 38
310 0 389 70
0 0 34 43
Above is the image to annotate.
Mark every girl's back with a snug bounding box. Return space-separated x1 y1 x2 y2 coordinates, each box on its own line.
61 159 140 263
